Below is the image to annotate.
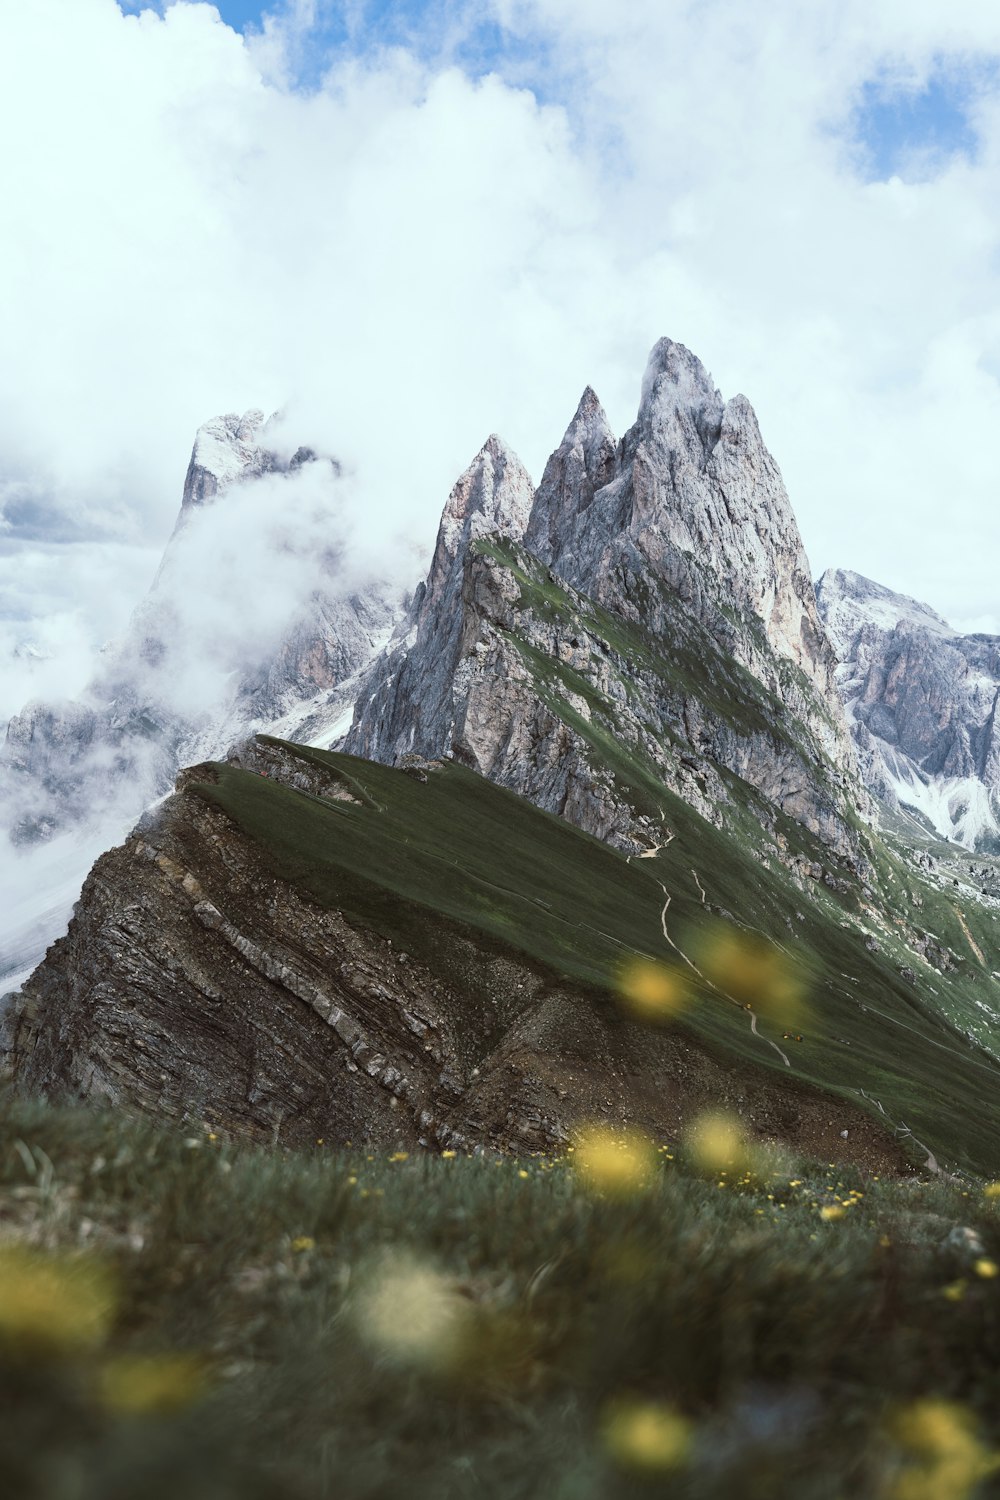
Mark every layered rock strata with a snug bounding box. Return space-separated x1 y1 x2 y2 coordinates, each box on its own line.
0 740 904 1170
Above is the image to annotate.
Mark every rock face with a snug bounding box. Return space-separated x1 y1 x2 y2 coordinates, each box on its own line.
1 411 403 845
346 435 535 766
0 739 908 1168
817 569 1000 852
179 409 277 513
531 341 837 693
349 338 864 865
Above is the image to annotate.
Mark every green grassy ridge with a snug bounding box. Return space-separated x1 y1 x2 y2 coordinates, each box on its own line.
5 1092 1000 1500
193 742 1000 1176
468 604 1000 1160
473 535 1000 1130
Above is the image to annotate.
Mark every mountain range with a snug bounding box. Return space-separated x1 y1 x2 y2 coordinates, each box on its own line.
2 339 999 1176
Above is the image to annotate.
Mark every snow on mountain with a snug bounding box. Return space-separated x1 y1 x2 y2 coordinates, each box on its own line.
816 568 1000 851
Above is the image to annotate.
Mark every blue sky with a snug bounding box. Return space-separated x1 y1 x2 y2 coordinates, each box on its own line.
121 0 536 92
853 65 988 179
122 2 990 183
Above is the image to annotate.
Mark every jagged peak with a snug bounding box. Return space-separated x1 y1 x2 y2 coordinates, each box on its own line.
560 385 616 448
638 338 723 426
442 435 533 524
423 436 534 606
480 431 520 464
190 408 265 461
181 408 270 512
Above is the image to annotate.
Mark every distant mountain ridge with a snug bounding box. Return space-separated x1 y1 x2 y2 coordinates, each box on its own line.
817 568 1000 853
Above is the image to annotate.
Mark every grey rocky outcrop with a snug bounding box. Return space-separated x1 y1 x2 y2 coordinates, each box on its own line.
346 434 534 765
349 339 864 864
817 569 1000 851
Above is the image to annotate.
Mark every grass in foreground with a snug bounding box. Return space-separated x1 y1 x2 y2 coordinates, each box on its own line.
4 1093 1000 1498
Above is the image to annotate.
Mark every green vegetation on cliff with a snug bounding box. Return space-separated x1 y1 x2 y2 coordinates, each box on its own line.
193 740 1000 1178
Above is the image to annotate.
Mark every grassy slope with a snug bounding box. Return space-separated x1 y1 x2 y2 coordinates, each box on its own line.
194 733 1000 1178
6 1092 1000 1500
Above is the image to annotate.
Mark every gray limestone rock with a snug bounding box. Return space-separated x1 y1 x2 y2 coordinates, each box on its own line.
347 434 534 765
817 569 1000 850
349 338 865 866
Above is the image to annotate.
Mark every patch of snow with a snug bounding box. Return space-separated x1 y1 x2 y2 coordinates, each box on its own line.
879 743 1000 849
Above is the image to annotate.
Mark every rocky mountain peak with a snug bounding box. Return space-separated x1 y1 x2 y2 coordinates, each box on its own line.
524 388 618 565
636 337 725 458
425 435 534 609
181 409 271 512
816 568 1000 850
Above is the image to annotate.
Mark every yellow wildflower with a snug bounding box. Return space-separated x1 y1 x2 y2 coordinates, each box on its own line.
617 958 690 1025
0 1247 116 1356
685 1111 749 1175
572 1125 657 1197
100 1353 206 1415
291 1236 315 1254
974 1259 999 1279
890 1398 998 1500
602 1398 692 1472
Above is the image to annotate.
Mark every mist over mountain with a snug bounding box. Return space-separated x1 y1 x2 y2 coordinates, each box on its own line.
0 410 407 992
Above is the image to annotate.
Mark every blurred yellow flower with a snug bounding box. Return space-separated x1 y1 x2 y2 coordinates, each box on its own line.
388 1151 409 1162
441 1150 457 1159
291 1236 315 1254
685 1111 749 1175
0 1247 116 1356
100 1353 206 1415
974 1259 999 1279
617 958 690 1025
572 1126 657 1197
890 1399 998 1500
984 1182 1000 1200
942 1280 967 1302
602 1398 692 1472
696 924 808 1025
